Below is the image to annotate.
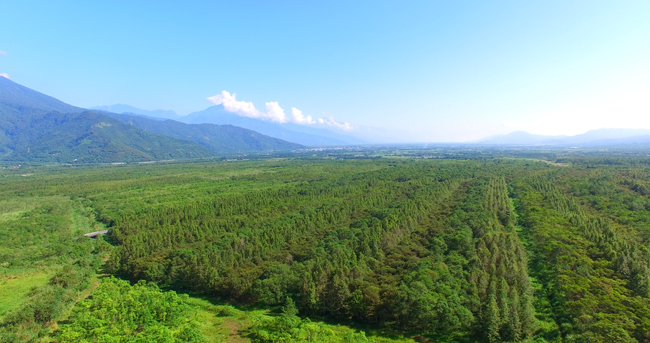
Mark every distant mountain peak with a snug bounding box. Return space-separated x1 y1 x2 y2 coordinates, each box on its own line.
97 103 366 146
91 104 180 120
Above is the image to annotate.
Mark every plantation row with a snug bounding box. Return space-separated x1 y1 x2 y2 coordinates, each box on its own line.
96 161 539 341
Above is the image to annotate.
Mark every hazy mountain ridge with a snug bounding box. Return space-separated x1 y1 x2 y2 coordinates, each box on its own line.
92 104 181 120
478 129 650 146
98 103 366 146
102 112 303 153
183 105 357 146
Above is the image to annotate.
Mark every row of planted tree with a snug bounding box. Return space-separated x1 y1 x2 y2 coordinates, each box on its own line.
100 162 543 341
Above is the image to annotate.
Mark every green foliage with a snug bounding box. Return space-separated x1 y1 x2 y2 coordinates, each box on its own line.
0 196 88 265
513 171 650 342
0 271 52 319
0 194 104 341
0 261 97 341
56 277 204 342
213 305 238 317
4 157 650 341
248 301 377 343
51 159 540 341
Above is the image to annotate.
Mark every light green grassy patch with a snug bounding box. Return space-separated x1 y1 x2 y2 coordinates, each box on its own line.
70 200 106 235
0 271 53 320
185 297 250 342
184 297 416 343
0 196 55 223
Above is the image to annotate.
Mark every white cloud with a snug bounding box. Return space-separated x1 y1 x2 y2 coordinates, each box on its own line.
317 115 353 130
264 102 288 123
207 90 262 119
0 73 9 79
0 50 6 55
207 90 353 129
206 91 290 123
290 108 315 124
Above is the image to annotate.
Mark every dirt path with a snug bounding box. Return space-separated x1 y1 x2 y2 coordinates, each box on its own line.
504 157 570 167
223 318 247 343
526 158 569 167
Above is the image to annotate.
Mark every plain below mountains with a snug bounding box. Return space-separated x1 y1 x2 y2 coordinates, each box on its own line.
0 78 303 163
93 104 366 146
478 129 650 147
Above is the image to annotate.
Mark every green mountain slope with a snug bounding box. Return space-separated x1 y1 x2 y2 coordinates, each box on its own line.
0 77 82 113
104 112 303 153
9 111 218 163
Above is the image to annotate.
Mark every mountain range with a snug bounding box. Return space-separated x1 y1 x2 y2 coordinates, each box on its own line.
0 78 303 163
92 104 181 121
102 112 301 153
94 103 650 148
92 104 366 146
4 76 650 165
184 106 366 146
477 129 650 147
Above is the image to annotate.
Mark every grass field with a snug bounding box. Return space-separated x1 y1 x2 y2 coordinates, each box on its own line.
0 270 54 320
185 297 417 342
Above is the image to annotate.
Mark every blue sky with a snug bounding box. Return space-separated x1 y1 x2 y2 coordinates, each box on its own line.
1 1 649 142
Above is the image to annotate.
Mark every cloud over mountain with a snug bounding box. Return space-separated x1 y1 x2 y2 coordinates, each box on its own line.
206 91 268 120
207 90 352 129
264 101 287 123
318 116 353 130
290 108 315 124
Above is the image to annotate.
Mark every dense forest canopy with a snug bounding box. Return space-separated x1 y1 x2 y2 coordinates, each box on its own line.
2 155 650 342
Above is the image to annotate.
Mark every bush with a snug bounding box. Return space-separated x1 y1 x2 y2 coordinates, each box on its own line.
56 277 204 342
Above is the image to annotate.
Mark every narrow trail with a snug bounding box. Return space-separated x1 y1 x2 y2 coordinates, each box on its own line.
224 318 246 343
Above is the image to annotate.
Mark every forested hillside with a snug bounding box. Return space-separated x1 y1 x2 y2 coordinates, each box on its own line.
103 112 303 153
2 157 650 341
1 110 220 163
